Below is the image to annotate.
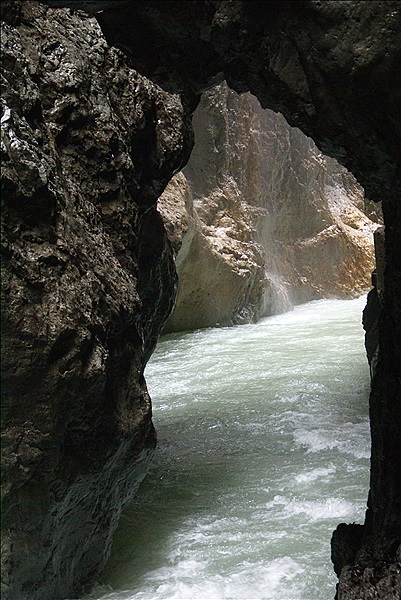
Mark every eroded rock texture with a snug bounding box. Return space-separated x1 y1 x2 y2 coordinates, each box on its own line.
1 2 192 598
2 1 401 599
89 0 401 204
159 82 378 332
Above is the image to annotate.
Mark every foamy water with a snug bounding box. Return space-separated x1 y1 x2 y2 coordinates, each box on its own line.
87 296 371 600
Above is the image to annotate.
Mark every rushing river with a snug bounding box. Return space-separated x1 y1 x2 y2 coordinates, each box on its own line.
89 296 371 600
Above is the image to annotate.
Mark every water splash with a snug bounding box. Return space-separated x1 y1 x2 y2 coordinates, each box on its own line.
88 296 371 600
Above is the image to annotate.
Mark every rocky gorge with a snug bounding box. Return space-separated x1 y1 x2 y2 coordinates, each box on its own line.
1 1 400 599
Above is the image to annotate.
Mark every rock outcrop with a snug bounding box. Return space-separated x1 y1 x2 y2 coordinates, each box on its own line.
2 1 401 598
159 82 379 332
1 3 192 598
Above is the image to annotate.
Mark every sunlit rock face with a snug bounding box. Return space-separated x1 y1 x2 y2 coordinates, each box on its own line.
0 3 192 599
159 82 379 332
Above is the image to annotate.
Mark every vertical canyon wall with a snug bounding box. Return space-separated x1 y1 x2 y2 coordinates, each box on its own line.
159 82 379 332
1 3 192 598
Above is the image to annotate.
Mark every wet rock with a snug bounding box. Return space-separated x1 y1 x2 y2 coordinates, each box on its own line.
1 3 192 598
332 522 364 577
363 287 381 377
2 1 401 598
336 562 401 600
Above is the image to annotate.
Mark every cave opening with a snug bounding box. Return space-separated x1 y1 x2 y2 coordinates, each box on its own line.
2 2 400 599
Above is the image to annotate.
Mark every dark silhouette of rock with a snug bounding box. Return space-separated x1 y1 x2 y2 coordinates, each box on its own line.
1 3 191 598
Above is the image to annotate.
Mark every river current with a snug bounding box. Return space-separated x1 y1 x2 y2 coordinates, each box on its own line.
89 296 371 600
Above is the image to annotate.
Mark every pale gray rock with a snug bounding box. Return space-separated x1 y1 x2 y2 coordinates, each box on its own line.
160 82 378 332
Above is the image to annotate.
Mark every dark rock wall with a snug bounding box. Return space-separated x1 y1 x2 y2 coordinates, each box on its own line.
1 2 192 598
2 1 401 598
88 0 401 204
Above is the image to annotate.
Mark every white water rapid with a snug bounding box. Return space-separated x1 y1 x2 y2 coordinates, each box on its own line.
88 296 371 600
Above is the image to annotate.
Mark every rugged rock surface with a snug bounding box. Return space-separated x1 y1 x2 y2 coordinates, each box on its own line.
2 1 401 598
1 3 192 599
90 0 401 204
159 82 378 332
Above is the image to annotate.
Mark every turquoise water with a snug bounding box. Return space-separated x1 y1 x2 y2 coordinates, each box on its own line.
89 296 371 600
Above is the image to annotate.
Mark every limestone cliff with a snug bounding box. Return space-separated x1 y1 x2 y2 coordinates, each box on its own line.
159 82 379 332
0 3 192 599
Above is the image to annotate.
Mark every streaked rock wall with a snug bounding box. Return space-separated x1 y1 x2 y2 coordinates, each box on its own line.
160 82 379 332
